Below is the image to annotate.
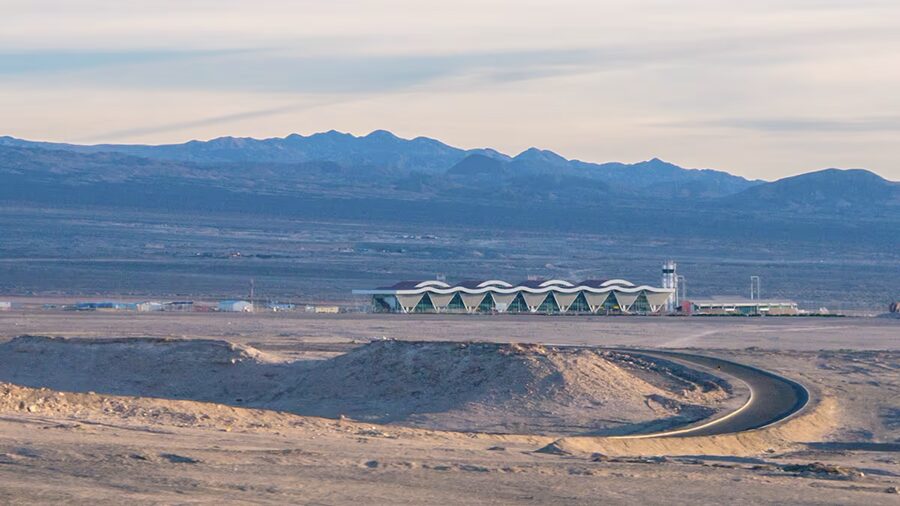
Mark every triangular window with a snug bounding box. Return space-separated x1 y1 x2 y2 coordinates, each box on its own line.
538 293 560 313
413 293 435 313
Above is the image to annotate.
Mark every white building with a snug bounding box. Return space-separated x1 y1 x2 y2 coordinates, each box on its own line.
353 277 673 315
685 296 799 315
218 300 254 312
0 302 11 311
136 301 164 312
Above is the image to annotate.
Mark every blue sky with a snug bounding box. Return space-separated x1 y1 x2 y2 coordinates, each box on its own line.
2 0 899 180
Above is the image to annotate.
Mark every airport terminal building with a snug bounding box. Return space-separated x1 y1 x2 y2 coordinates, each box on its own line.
353 278 674 315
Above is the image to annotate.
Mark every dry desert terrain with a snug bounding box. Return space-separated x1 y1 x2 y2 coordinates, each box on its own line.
0 311 897 504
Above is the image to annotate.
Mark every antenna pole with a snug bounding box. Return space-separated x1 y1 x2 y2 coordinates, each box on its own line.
750 276 760 300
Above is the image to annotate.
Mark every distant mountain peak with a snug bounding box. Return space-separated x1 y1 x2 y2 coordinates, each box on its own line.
634 157 681 169
306 130 354 141
410 135 447 147
798 167 883 180
365 129 398 140
468 147 511 161
516 147 550 157
187 136 245 148
513 147 568 164
447 153 507 176
724 166 898 211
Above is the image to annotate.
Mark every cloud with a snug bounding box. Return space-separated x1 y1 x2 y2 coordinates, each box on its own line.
0 47 616 94
5 22 894 96
77 97 362 142
0 36 812 96
655 116 900 133
0 49 247 75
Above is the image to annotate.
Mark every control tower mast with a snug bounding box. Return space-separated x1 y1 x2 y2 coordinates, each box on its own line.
662 260 678 313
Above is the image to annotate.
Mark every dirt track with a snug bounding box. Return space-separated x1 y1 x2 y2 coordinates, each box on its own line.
617 350 809 437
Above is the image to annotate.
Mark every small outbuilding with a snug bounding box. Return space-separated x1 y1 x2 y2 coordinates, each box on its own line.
136 302 164 312
164 301 194 312
73 301 136 311
218 300 254 312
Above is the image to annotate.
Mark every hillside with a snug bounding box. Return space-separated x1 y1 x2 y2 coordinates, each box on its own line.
447 153 508 176
724 168 900 213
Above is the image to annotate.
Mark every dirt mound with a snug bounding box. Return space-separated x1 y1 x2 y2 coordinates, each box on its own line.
273 341 730 434
0 337 735 435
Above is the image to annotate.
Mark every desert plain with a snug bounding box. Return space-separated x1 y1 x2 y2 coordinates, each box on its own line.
0 311 897 504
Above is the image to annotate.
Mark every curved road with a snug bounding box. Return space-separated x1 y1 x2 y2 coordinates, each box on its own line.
611 349 810 438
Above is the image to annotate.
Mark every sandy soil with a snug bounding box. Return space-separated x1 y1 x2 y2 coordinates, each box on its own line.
0 337 736 435
0 312 897 504
2 311 897 353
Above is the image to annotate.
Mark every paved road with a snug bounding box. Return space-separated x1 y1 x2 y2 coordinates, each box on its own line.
614 349 810 438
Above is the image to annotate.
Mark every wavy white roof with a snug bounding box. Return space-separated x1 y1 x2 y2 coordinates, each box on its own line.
539 279 574 287
414 280 451 289
601 279 635 287
355 277 671 296
477 280 513 288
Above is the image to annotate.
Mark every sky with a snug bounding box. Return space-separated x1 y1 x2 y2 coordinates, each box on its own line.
2 0 899 181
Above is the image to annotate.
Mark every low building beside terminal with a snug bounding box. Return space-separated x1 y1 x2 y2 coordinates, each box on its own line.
304 304 341 313
73 301 136 311
164 301 195 312
353 278 674 315
683 296 799 316
218 300 254 312
314 305 340 314
136 301 164 312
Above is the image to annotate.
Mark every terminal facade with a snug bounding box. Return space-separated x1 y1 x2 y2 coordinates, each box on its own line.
353 278 674 315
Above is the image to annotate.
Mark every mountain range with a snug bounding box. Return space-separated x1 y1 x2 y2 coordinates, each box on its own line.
0 130 758 196
1 130 898 232
1 130 507 171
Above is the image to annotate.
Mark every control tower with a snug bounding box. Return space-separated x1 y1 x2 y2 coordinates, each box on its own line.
662 260 678 312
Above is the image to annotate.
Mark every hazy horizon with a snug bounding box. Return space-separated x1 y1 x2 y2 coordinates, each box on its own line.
3 0 900 180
